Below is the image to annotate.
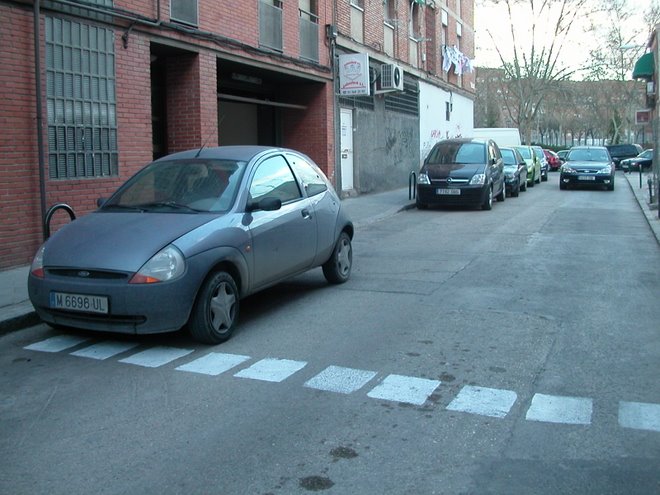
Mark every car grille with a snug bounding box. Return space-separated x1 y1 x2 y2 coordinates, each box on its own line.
46 268 129 280
430 178 470 185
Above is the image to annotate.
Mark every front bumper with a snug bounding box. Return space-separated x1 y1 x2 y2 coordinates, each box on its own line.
560 173 614 187
417 184 489 207
28 271 200 335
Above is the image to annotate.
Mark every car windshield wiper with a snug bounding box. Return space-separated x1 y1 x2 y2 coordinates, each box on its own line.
137 201 202 213
99 204 145 212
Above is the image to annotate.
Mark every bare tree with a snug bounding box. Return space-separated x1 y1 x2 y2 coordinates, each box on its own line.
586 0 659 143
478 0 588 143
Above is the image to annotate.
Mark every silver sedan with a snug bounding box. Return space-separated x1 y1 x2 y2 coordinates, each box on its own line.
28 146 354 344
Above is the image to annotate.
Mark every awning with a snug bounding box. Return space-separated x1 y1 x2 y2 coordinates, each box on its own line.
632 52 654 80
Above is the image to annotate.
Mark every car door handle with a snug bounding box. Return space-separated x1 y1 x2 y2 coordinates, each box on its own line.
301 209 311 219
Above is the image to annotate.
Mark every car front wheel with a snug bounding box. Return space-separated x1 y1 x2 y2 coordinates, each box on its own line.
323 232 352 284
482 186 493 210
189 271 239 344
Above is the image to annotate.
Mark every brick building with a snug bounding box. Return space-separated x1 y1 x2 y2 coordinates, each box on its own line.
0 0 474 271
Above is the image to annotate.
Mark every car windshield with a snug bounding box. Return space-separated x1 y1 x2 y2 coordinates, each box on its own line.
514 146 532 159
426 142 486 165
533 148 544 159
102 159 247 213
568 149 610 162
607 145 637 157
500 149 518 166
640 150 653 159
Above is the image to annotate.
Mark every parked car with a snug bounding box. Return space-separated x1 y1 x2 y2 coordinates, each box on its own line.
532 146 549 181
557 150 570 162
605 143 643 169
512 145 541 186
621 149 653 172
28 146 354 344
500 146 528 197
544 149 561 171
560 146 615 191
416 138 505 210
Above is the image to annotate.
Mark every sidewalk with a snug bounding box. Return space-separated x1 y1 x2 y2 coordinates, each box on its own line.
622 170 660 245
0 187 417 336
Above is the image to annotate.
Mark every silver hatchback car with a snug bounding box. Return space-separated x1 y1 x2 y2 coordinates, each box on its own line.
28 146 354 344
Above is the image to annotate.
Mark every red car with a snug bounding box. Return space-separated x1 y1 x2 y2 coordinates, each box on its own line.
544 149 561 171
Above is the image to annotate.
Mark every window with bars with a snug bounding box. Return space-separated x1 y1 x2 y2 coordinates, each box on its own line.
46 16 118 179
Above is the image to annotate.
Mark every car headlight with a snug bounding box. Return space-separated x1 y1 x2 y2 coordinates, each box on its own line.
417 172 431 185
130 245 185 284
470 173 486 185
30 244 46 278
597 165 612 174
561 165 576 173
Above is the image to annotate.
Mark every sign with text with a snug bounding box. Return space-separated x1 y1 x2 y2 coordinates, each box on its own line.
339 53 370 96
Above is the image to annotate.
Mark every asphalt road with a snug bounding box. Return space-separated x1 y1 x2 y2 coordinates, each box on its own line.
1 173 659 495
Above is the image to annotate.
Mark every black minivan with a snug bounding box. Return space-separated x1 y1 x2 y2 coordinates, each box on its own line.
416 138 505 211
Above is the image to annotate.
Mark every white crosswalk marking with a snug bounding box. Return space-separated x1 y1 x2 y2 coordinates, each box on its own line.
446 385 518 418
70 341 140 360
367 374 441 405
234 358 307 382
304 365 377 394
177 352 251 376
618 401 660 432
118 346 194 368
24 335 89 353
526 393 593 425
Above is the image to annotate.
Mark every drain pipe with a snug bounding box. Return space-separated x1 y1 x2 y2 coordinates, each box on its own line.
34 0 48 241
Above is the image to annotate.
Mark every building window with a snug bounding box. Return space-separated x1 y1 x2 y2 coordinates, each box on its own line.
45 16 118 179
260 0 284 52
171 0 198 26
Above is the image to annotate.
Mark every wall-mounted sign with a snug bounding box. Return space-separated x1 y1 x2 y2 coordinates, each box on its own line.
339 53 370 96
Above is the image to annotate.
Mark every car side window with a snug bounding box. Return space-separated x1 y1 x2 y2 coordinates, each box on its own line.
249 155 302 204
289 155 328 197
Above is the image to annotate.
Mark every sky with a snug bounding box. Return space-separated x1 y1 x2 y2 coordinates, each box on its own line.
473 0 654 77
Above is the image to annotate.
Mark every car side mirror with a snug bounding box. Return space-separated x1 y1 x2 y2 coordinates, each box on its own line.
97 197 107 207
247 197 282 212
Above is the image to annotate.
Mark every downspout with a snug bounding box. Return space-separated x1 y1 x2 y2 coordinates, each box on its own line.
34 0 47 241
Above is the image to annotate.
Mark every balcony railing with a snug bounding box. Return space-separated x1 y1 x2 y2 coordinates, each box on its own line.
299 8 319 62
259 0 283 52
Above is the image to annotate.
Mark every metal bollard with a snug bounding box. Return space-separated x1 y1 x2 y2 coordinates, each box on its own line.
648 176 654 204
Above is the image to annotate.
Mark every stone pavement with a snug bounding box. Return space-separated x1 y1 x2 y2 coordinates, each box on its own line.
2 173 657 336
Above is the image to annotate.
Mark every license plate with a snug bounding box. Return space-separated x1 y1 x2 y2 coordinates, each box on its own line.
50 292 109 314
436 188 461 195
578 176 595 181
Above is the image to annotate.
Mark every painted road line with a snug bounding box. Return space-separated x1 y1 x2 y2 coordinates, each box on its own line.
447 385 518 418
234 358 307 382
119 346 194 368
526 393 593 425
177 352 251 376
304 365 377 394
70 341 140 360
367 374 441 405
618 401 660 433
24 335 89 353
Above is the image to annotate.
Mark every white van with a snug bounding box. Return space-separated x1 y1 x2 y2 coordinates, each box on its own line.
471 128 521 147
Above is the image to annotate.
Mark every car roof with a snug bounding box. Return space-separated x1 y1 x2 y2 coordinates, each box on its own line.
155 145 291 162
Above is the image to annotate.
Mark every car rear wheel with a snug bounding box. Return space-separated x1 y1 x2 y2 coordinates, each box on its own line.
189 271 239 344
323 232 352 284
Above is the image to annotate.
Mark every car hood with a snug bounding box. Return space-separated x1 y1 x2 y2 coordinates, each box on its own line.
42 212 217 272
424 163 485 179
565 161 611 170
503 164 519 173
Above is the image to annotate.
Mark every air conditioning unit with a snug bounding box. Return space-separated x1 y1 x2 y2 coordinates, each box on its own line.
379 64 404 92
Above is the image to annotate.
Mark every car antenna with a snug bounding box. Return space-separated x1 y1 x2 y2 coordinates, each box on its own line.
194 115 224 158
